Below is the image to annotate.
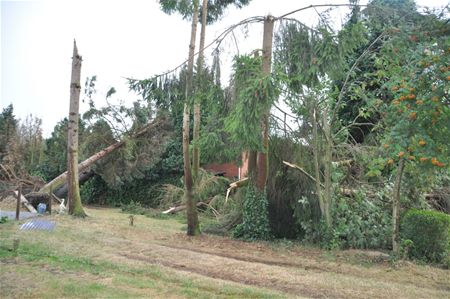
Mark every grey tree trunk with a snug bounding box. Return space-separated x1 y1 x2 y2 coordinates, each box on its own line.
184 0 200 236
192 0 208 182
67 40 86 217
53 170 95 198
311 106 325 217
256 15 274 191
392 158 405 253
322 105 332 228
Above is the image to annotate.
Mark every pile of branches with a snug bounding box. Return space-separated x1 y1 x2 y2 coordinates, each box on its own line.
0 163 44 199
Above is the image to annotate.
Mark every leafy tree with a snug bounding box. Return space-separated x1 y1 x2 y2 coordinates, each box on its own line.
0 104 17 162
274 13 367 228
157 0 252 236
17 114 44 173
375 8 450 252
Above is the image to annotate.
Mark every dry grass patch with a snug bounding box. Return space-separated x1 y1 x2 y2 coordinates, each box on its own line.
0 207 448 298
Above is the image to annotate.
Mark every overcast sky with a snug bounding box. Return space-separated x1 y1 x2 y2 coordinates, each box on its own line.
1 0 448 136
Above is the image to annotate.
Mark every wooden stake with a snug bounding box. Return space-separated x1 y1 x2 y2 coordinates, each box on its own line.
15 184 21 220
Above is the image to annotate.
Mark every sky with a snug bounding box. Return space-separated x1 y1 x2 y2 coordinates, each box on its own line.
1 0 448 137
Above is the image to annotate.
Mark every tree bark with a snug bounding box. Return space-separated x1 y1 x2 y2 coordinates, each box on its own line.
392 158 405 253
322 105 332 227
67 40 86 217
192 0 208 182
247 150 257 181
53 170 95 198
256 15 274 191
311 106 325 218
184 0 200 236
15 184 21 220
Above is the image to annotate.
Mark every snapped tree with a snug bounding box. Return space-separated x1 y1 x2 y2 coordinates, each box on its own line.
67 40 86 217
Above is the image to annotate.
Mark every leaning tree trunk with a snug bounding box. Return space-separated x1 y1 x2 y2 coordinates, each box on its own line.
256 15 274 191
53 170 95 198
392 158 405 253
192 0 208 182
40 139 124 194
67 40 86 217
184 0 200 236
38 119 163 194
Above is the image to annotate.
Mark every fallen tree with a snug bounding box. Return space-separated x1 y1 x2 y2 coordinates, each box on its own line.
14 190 37 213
53 170 95 198
39 117 171 194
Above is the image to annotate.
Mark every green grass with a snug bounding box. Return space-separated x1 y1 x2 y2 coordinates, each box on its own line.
0 232 284 299
1 208 447 299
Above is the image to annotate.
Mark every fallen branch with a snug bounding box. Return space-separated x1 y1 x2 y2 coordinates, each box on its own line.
198 201 220 218
283 160 324 188
162 197 213 214
14 190 37 213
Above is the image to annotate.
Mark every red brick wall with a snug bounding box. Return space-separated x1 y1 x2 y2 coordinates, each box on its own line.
203 162 239 178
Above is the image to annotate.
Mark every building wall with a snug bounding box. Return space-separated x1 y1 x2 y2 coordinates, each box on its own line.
203 162 239 178
203 151 249 179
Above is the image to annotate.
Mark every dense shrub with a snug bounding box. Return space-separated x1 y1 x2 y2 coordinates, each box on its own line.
324 193 391 249
401 209 450 263
267 137 319 239
232 185 272 241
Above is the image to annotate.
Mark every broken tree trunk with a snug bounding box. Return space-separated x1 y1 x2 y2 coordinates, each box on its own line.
226 177 249 202
38 119 164 195
256 15 274 191
67 40 86 217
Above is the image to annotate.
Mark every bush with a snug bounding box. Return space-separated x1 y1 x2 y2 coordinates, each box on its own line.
324 192 391 249
232 185 272 241
401 209 450 263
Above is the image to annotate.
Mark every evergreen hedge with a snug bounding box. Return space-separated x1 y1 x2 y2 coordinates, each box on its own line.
401 209 450 263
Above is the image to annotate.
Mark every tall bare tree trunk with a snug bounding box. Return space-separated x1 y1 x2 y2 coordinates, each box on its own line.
392 158 405 253
311 106 325 217
184 0 200 236
256 15 274 191
192 0 208 182
67 40 86 217
322 105 332 228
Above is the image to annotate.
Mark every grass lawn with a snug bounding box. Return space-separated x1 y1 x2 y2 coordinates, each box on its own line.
0 207 449 298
